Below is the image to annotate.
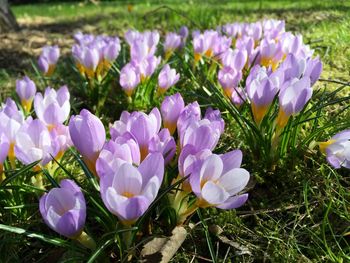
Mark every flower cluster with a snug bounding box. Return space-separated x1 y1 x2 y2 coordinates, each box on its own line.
0 80 72 171
72 32 121 79
3 18 347 257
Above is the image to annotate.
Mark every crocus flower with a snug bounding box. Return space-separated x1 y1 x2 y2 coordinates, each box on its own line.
221 48 247 71
0 133 10 177
0 98 25 166
69 109 106 174
218 66 242 98
100 153 164 225
149 128 176 165
231 88 247 107
276 76 312 128
164 32 181 58
319 130 350 169
259 38 282 71
50 124 72 160
96 134 141 178
246 66 283 124
204 107 225 135
161 93 185 135
39 179 86 238
180 119 221 152
304 57 322 86
15 118 58 166
158 64 180 95
16 76 36 113
177 102 201 137
38 45 60 76
190 151 250 209
34 86 70 130
179 26 189 47
110 108 161 161
119 63 140 97
134 55 161 81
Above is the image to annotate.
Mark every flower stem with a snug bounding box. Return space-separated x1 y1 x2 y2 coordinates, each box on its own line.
76 231 96 250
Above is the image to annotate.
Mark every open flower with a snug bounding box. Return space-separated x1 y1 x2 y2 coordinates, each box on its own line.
39 179 86 238
15 118 58 166
69 109 106 174
100 153 164 225
190 151 250 209
16 76 36 113
34 86 70 130
161 93 185 135
319 130 350 169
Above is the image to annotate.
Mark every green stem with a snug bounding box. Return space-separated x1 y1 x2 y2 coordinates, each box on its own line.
76 231 96 250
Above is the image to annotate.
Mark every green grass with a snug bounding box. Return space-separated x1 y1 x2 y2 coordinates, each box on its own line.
0 0 349 262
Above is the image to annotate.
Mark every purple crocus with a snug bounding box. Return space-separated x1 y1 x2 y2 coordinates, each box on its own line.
259 38 282 71
38 45 60 76
164 32 181 58
109 108 161 161
190 151 250 209
180 119 221 152
177 102 201 137
148 128 176 165
158 64 180 95
39 179 86 238
16 76 36 113
218 66 242 98
15 118 58 166
221 48 247 71
50 124 72 160
119 63 140 97
161 93 185 135
319 130 350 169
246 65 283 124
133 55 161 81
100 153 164 225
96 134 141 178
304 57 322 86
0 99 25 166
277 76 312 128
0 133 10 176
34 86 70 130
69 109 106 174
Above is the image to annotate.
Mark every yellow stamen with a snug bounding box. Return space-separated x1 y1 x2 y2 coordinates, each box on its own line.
122 191 134 198
260 56 279 71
